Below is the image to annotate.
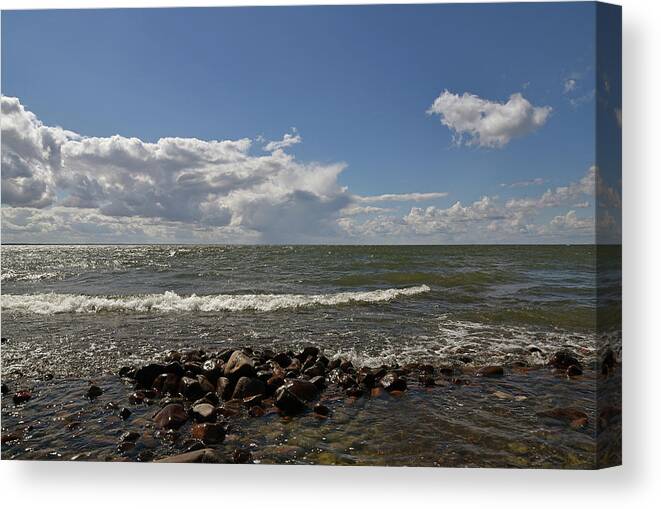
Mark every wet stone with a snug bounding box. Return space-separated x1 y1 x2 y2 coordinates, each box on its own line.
153 403 188 429
191 403 217 422
548 350 582 370
232 447 253 464
191 422 226 444
119 407 132 420
12 390 32 404
86 385 103 400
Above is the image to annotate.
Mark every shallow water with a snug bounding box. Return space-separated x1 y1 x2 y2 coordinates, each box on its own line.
0 244 621 467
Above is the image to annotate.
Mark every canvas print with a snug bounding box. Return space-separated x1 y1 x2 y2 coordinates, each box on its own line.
0 3 621 468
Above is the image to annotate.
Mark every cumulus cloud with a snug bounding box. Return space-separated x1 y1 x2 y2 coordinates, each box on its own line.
427 90 551 148
1 96 351 243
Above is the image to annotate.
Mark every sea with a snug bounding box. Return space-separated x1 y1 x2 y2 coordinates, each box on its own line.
0 244 621 467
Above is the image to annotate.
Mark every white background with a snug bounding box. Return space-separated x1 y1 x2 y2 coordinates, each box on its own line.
0 1 658 507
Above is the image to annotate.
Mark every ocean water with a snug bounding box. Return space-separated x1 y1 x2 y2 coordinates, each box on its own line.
0 245 621 467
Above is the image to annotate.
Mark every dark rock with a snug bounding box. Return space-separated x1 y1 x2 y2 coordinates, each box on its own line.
119 407 132 420
137 451 154 462
476 366 504 377
313 404 330 417
357 370 376 388
191 422 226 444
153 403 188 429
1 383 8 395
153 373 181 395
196 375 215 394
163 350 182 363
548 350 582 370
340 360 354 373
86 385 103 400
274 385 307 414
202 359 224 384
232 447 253 464
273 352 292 369
183 362 204 375
419 374 436 387
283 378 318 401
12 390 32 404
303 362 325 377
566 365 583 377
248 405 265 417
216 377 233 401
183 439 206 452
602 349 617 375
286 358 302 372
232 376 266 400
119 366 136 378
438 366 454 377
266 374 285 394
191 403 217 422
309 375 325 391
379 372 407 392
156 448 220 463
537 407 589 428
179 376 204 401
346 386 364 398
120 431 140 443
529 346 543 354
135 363 166 388
202 391 219 406
458 356 473 364
164 362 185 377
223 351 256 380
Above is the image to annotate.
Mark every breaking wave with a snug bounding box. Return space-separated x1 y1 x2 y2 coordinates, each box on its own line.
0 285 430 314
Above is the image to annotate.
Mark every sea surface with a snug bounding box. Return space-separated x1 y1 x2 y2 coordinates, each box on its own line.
0 244 621 467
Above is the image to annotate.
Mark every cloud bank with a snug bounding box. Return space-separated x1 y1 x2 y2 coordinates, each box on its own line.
427 91 551 148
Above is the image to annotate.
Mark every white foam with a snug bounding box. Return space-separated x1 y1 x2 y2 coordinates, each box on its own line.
0 285 430 315
1 270 60 283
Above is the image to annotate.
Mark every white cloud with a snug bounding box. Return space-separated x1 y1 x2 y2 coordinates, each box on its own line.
355 191 448 203
1 96 350 243
549 210 592 231
427 90 551 148
500 177 547 188
563 79 577 94
263 129 302 152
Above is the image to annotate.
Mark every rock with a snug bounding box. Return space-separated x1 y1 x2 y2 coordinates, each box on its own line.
346 386 364 398
216 377 233 401
119 366 136 378
286 358 302 372
304 362 325 377
179 376 204 401
183 439 206 452
232 447 253 464
223 351 256 380
1 383 8 395
153 373 180 395
120 431 140 443
273 352 292 369
196 375 215 394
548 350 581 370
458 356 473 364
566 365 583 377
274 385 307 414
191 422 226 444
476 366 504 377
537 407 589 428
134 363 166 388
153 403 188 429
602 349 617 375
267 375 285 395
12 390 32 404
86 385 103 400
231 377 266 400
248 405 265 417
156 448 220 463
379 372 407 392
357 370 376 388
191 403 217 422
309 375 326 391
313 404 330 417
283 379 319 401
137 451 154 462
119 407 132 420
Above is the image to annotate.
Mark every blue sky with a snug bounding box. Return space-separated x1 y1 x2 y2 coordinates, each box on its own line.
1 3 621 244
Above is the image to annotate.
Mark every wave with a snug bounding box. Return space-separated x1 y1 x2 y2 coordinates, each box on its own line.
0 285 431 314
1 270 60 283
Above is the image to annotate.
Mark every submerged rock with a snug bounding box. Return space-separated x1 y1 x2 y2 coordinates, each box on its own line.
191 422 226 443
379 372 407 392
86 385 103 400
476 366 504 377
12 390 32 404
548 350 582 370
153 403 188 429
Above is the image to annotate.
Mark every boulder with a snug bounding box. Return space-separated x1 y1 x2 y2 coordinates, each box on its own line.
1 383 8 395
566 365 583 377
548 350 582 370
283 379 319 401
86 385 103 399
179 376 204 401
134 363 166 388
273 352 292 369
224 351 256 380
196 375 215 394
156 448 220 463
12 390 32 404
231 377 266 400
153 403 188 429
476 366 504 377
274 386 307 414
153 373 181 395
191 422 226 444
216 377 233 401
191 403 217 422
379 372 407 392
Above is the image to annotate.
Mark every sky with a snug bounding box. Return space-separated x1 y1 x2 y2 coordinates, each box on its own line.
1 3 621 244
